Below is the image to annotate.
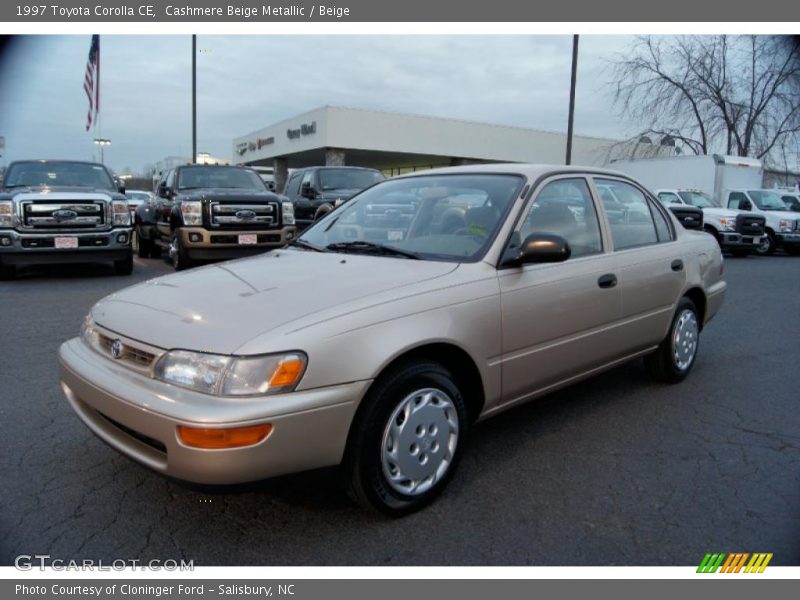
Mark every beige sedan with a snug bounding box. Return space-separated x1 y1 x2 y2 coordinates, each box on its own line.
59 164 726 515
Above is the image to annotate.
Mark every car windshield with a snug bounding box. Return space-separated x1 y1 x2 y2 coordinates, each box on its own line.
318 169 385 191
678 191 717 208
748 190 788 210
3 162 115 190
299 174 523 262
176 166 266 190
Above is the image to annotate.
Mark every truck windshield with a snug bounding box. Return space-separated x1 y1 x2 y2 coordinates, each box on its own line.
299 173 523 262
748 190 789 210
3 162 115 190
176 167 266 191
678 191 718 208
318 169 385 192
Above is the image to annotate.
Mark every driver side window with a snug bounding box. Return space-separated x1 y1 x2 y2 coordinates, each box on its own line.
520 178 603 258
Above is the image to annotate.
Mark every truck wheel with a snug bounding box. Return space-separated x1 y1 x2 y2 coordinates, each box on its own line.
149 243 163 259
113 253 134 276
645 297 700 384
784 246 800 256
0 263 16 281
170 236 194 271
343 361 468 516
754 231 776 256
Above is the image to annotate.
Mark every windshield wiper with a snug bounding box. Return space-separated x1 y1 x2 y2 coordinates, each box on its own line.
288 239 325 252
325 241 420 259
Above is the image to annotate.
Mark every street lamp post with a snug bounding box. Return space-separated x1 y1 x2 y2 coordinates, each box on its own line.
565 35 579 165
93 138 111 164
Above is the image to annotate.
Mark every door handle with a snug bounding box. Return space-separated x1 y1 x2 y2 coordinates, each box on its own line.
671 259 684 272
597 273 617 289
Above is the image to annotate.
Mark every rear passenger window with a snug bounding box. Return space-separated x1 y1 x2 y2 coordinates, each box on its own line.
595 179 659 250
521 178 602 258
651 203 673 242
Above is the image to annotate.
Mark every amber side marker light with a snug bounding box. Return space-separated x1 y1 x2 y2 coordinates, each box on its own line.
177 424 272 449
269 356 305 388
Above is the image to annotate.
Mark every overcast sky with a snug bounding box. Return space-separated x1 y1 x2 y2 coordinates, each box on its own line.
0 35 635 173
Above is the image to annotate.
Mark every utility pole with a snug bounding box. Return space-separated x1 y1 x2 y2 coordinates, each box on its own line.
192 34 197 164
565 35 579 165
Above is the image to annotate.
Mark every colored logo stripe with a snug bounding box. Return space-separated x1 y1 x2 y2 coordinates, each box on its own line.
697 553 773 573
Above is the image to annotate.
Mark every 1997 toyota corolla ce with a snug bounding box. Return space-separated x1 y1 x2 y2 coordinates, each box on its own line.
59 165 726 514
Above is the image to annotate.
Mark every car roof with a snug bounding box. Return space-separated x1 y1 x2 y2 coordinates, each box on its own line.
394 163 634 181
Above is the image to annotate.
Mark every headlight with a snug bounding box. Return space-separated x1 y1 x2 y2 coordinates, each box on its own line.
180 201 203 226
111 199 131 226
154 350 307 397
0 201 15 227
282 201 295 225
778 219 792 232
718 217 736 231
81 314 98 347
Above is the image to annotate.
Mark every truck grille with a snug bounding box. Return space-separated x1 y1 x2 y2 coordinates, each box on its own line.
22 201 106 229
210 202 278 229
735 214 766 236
668 207 704 231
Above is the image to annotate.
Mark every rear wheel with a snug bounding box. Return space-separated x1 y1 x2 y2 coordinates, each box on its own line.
754 231 777 256
343 361 468 516
113 252 134 275
645 297 700 383
137 233 152 258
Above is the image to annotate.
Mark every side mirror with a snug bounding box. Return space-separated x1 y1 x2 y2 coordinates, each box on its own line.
161 186 173 199
502 233 571 267
301 182 316 198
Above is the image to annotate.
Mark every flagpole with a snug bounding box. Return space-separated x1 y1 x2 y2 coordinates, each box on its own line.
192 34 197 164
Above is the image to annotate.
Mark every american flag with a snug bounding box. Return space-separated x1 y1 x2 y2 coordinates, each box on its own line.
84 35 100 132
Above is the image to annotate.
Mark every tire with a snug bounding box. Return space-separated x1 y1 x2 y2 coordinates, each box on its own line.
0 263 16 281
704 226 721 248
149 243 163 259
171 235 194 271
784 246 800 256
645 297 700 384
343 361 468 516
137 234 152 258
754 230 777 256
113 252 134 276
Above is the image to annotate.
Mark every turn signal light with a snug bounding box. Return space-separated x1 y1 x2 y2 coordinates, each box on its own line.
268 356 305 387
177 423 272 449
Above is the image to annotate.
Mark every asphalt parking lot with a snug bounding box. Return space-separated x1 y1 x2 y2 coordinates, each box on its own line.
1 252 799 566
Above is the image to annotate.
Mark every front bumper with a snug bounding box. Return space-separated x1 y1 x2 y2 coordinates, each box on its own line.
776 231 800 246
178 226 295 259
58 337 368 484
718 232 762 249
0 228 132 265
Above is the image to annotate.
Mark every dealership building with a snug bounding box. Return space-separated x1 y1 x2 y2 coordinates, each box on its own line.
233 106 619 193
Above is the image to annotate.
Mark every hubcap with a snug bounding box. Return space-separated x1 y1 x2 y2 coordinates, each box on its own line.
381 388 459 496
756 235 771 254
672 309 699 371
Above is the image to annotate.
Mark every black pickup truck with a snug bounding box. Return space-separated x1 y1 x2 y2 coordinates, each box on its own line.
0 160 133 279
135 164 296 270
282 166 385 230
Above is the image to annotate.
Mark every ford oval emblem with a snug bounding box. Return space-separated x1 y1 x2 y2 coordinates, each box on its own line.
53 209 78 221
236 209 257 220
110 339 124 359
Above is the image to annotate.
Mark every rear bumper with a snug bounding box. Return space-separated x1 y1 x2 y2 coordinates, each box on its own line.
0 228 132 265
58 337 368 484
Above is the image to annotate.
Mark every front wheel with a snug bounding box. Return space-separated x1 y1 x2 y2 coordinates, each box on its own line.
343 361 468 516
644 297 700 383
170 235 194 271
754 231 777 256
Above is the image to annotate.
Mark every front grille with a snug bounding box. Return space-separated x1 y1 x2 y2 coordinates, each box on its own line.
736 214 766 235
97 332 157 369
668 207 704 231
210 202 278 229
97 412 167 454
22 201 106 229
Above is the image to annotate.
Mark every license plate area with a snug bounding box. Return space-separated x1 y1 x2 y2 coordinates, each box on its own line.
238 234 258 245
55 237 79 249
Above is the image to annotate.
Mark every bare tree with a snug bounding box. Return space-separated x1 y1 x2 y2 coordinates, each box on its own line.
611 35 800 164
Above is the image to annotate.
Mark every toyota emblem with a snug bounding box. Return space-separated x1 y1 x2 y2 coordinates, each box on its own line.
110 339 123 359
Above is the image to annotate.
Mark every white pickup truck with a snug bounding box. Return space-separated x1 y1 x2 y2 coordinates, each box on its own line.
723 189 800 255
654 189 766 257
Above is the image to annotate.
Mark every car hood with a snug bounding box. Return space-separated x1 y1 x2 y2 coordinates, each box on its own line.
701 207 741 218
91 250 459 354
1 185 120 197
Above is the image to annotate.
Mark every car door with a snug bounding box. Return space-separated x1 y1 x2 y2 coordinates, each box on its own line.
498 176 624 404
591 177 686 351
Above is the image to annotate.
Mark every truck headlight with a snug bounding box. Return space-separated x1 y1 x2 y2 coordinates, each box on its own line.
282 201 295 225
111 200 131 226
0 201 15 227
154 350 307 397
718 217 736 232
180 201 203 226
778 219 792 232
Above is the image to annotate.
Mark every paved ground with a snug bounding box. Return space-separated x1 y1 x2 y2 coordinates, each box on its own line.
1 253 798 566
